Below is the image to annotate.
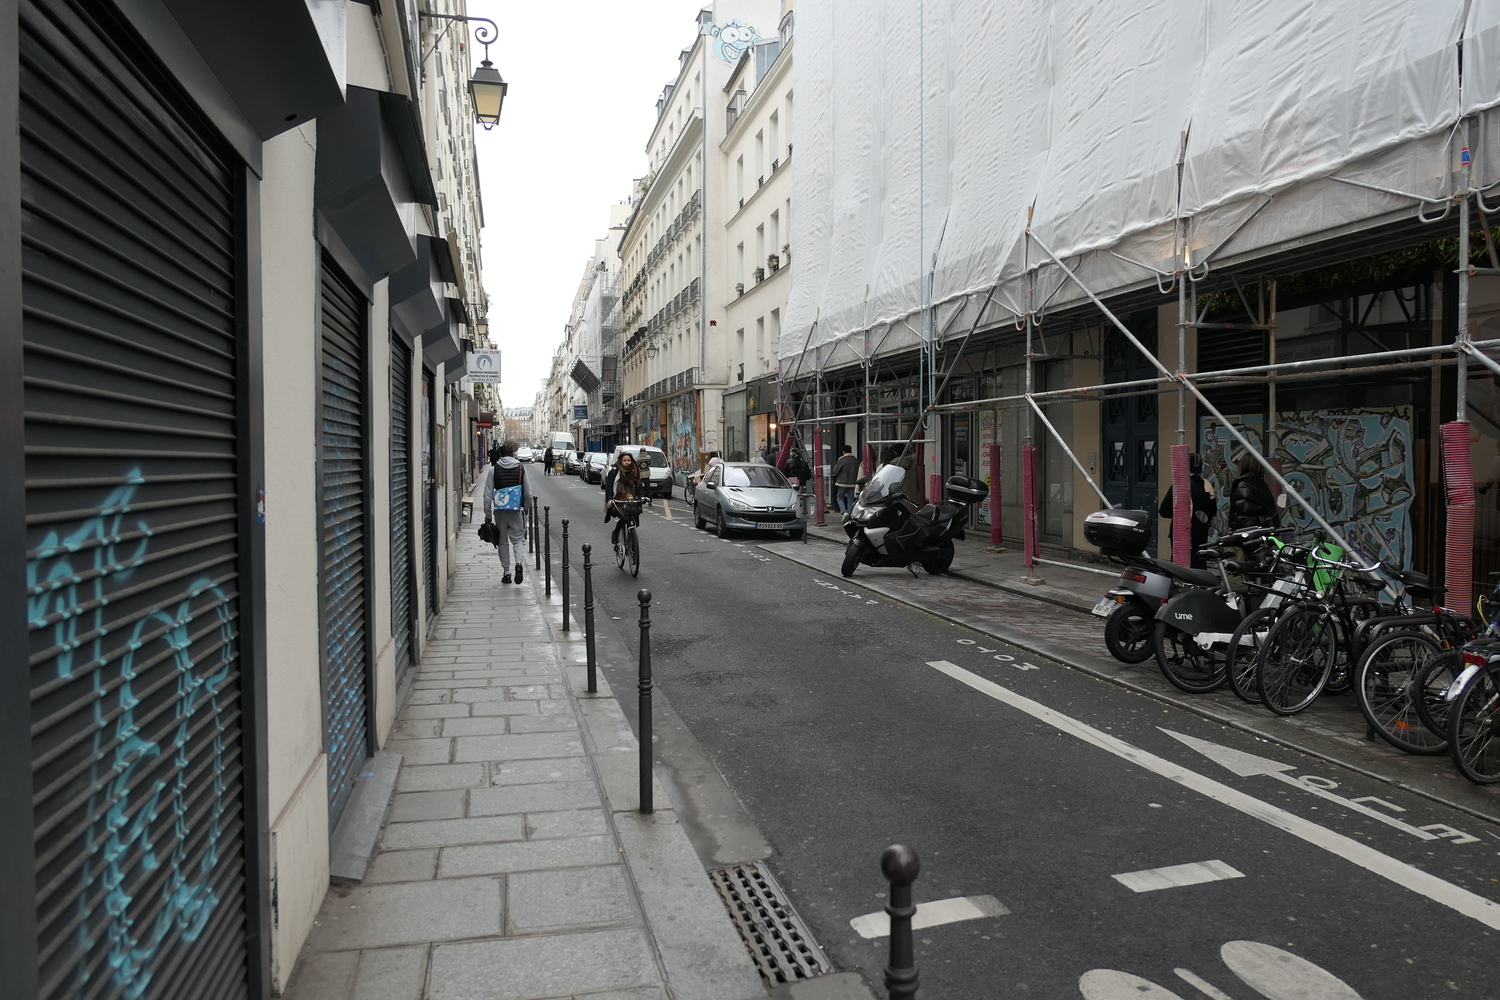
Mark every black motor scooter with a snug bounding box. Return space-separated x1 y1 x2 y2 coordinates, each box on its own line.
841 466 988 578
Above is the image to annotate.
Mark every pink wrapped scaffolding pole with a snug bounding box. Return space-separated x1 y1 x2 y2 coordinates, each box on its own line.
1171 444 1191 567
989 443 1002 545
1442 421 1475 613
1022 444 1039 568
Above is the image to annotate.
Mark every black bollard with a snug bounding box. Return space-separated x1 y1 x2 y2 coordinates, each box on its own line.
637 589 653 814
882 845 921 1000
561 518 571 632
544 506 552 598
533 498 540 571
583 544 597 693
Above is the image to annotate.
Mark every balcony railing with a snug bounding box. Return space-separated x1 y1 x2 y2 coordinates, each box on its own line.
625 367 701 407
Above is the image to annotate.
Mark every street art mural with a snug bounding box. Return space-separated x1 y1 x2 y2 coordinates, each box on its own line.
1200 407 1415 570
27 472 234 999
669 391 700 478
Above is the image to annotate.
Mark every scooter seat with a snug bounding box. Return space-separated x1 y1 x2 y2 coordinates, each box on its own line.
1137 556 1220 588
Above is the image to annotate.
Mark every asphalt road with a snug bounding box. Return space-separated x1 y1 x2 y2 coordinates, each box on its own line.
527 468 1500 1000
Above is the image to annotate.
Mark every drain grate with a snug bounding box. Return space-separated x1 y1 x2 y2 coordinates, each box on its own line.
710 861 834 986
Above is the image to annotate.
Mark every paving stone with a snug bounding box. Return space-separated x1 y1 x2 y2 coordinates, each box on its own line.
364 849 439 884
395 763 487 792
306 877 501 950
470 700 544 717
441 716 513 737
505 685 552 699
575 987 667 1000
389 790 466 822
526 809 609 840
439 835 620 878
406 689 448 705
508 714 580 734
470 782 599 816
452 687 510 702
383 738 452 765
399 704 472 720
454 732 584 763
509 866 635 932
380 815 525 850
427 927 659 1000
390 718 441 739
352 945 428 1000
491 757 593 786
281 948 357 1000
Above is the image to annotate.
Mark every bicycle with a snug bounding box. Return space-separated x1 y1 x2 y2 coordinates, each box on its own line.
611 497 649 578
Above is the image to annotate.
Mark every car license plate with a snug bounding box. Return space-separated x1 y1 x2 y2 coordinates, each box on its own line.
1091 595 1117 618
753 522 775 530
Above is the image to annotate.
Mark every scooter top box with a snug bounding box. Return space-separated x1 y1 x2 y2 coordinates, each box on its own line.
1083 508 1152 556
945 475 988 504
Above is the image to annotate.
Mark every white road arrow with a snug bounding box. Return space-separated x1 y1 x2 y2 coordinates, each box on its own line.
1160 729 1437 841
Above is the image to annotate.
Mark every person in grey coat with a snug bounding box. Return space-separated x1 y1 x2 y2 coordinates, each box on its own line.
482 440 532 584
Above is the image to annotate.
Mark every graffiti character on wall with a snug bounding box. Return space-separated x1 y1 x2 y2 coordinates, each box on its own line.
707 20 761 62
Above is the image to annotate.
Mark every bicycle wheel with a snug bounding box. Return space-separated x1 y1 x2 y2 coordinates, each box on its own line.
1323 612 1357 695
1353 632 1446 754
1152 622 1226 694
628 526 640 578
615 531 626 569
1226 607 1279 704
1450 667 1500 784
1256 605 1338 715
1413 649 1463 740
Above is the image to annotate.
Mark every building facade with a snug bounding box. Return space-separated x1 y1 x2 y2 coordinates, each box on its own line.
617 1 780 483
1 1 495 997
720 9 794 462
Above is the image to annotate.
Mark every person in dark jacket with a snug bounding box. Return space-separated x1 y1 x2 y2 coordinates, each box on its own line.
482 441 530 584
784 447 813 491
830 445 861 514
1228 451 1279 531
543 446 555 475
1158 453 1219 568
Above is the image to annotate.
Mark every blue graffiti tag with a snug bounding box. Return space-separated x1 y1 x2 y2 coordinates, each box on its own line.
27 470 234 998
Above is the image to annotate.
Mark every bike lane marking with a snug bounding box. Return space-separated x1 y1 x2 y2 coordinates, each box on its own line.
1111 860 1244 893
924 659 1500 931
848 894 1009 939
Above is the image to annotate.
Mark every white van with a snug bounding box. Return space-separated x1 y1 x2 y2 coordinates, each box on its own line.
610 445 674 498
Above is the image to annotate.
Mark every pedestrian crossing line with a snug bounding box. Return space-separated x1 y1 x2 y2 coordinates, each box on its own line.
1112 860 1244 894
924 660 1500 931
848 894 1008 939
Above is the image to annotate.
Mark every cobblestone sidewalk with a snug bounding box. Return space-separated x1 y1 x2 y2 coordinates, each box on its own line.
282 526 764 1000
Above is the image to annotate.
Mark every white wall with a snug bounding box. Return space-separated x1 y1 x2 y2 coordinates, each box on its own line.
258 123 329 995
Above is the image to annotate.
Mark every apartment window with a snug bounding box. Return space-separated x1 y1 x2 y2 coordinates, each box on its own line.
769 111 779 162
736 329 745 378
756 225 765 269
785 92 793 151
736 156 744 203
771 308 781 357
755 130 764 180
770 211 779 256
737 243 745 287
756 317 765 365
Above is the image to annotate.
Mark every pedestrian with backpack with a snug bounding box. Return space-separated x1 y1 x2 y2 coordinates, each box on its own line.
482 440 530 584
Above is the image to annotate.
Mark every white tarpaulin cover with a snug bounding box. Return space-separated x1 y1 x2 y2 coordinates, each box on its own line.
783 0 1493 368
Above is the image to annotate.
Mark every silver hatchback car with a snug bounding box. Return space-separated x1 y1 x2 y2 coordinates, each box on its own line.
693 462 804 539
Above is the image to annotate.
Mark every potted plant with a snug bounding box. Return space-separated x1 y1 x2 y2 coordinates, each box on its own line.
783 243 791 264
753 266 765 283
767 253 779 272
735 282 745 296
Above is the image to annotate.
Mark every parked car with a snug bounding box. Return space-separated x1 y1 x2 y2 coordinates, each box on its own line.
693 462 804 539
584 452 609 484
516 446 535 463
563 450 585 475
610 445 673 498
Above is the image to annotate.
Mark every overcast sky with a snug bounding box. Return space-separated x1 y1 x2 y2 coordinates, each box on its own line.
468 0 710 413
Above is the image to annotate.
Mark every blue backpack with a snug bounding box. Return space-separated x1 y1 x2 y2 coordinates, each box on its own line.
493 462 524 511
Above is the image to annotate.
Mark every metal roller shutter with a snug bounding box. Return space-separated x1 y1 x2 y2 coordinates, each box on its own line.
319 256 370 831
389 333 414 687
423 368 437 616
21 0 250 997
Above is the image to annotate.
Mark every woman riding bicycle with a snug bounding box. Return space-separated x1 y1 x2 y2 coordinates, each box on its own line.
603 452 645 545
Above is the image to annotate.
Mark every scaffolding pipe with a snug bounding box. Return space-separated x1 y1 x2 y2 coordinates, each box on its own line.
1033 229 1376 568
1025 395 1111 508
1462 339 1500 378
